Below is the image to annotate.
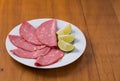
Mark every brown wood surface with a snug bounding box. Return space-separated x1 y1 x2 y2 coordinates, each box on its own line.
0 0 120 81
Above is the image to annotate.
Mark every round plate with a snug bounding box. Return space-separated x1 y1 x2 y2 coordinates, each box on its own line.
5 18 86 69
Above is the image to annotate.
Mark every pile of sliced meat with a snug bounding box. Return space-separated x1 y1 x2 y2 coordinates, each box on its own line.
9 19 64 66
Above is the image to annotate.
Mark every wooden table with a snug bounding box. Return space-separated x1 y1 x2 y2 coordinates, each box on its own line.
0 0 120 81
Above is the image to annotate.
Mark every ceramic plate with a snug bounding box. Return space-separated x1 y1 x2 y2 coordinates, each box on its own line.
5 18 86 69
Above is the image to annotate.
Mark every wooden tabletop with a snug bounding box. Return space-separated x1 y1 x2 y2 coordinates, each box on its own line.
0 0 120 81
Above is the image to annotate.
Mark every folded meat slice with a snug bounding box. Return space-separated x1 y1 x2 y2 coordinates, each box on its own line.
36 19 57 47
10 47 51 59
20 21 41 45
35 48 64 66
9 35 45 51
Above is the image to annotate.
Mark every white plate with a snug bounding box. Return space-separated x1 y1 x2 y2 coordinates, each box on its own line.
5 18 86 69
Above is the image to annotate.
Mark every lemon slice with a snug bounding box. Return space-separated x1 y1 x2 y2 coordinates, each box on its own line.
58 40 75 52
58 34 75 43
56 24 72 35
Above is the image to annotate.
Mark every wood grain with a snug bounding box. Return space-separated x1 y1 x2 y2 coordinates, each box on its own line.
0 0 120 81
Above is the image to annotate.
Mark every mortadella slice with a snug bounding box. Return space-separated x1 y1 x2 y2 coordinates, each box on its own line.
20 21 41 45
10 47 51 59
9 35 45 51
35 48 64 66
36 19 57 47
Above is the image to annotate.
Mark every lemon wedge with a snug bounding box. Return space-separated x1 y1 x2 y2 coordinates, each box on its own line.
58 40 75 52
58 34 75 43
56 24 72 35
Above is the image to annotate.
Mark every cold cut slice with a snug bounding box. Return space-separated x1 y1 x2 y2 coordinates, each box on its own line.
10 47 51 59
9 35 45 51
20 21 41 45
35 48 64 66
36 19 57 47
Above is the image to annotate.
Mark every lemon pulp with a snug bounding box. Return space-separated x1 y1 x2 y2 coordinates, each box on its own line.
57 24 72 35
58 34 75 43
58 40 75 52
